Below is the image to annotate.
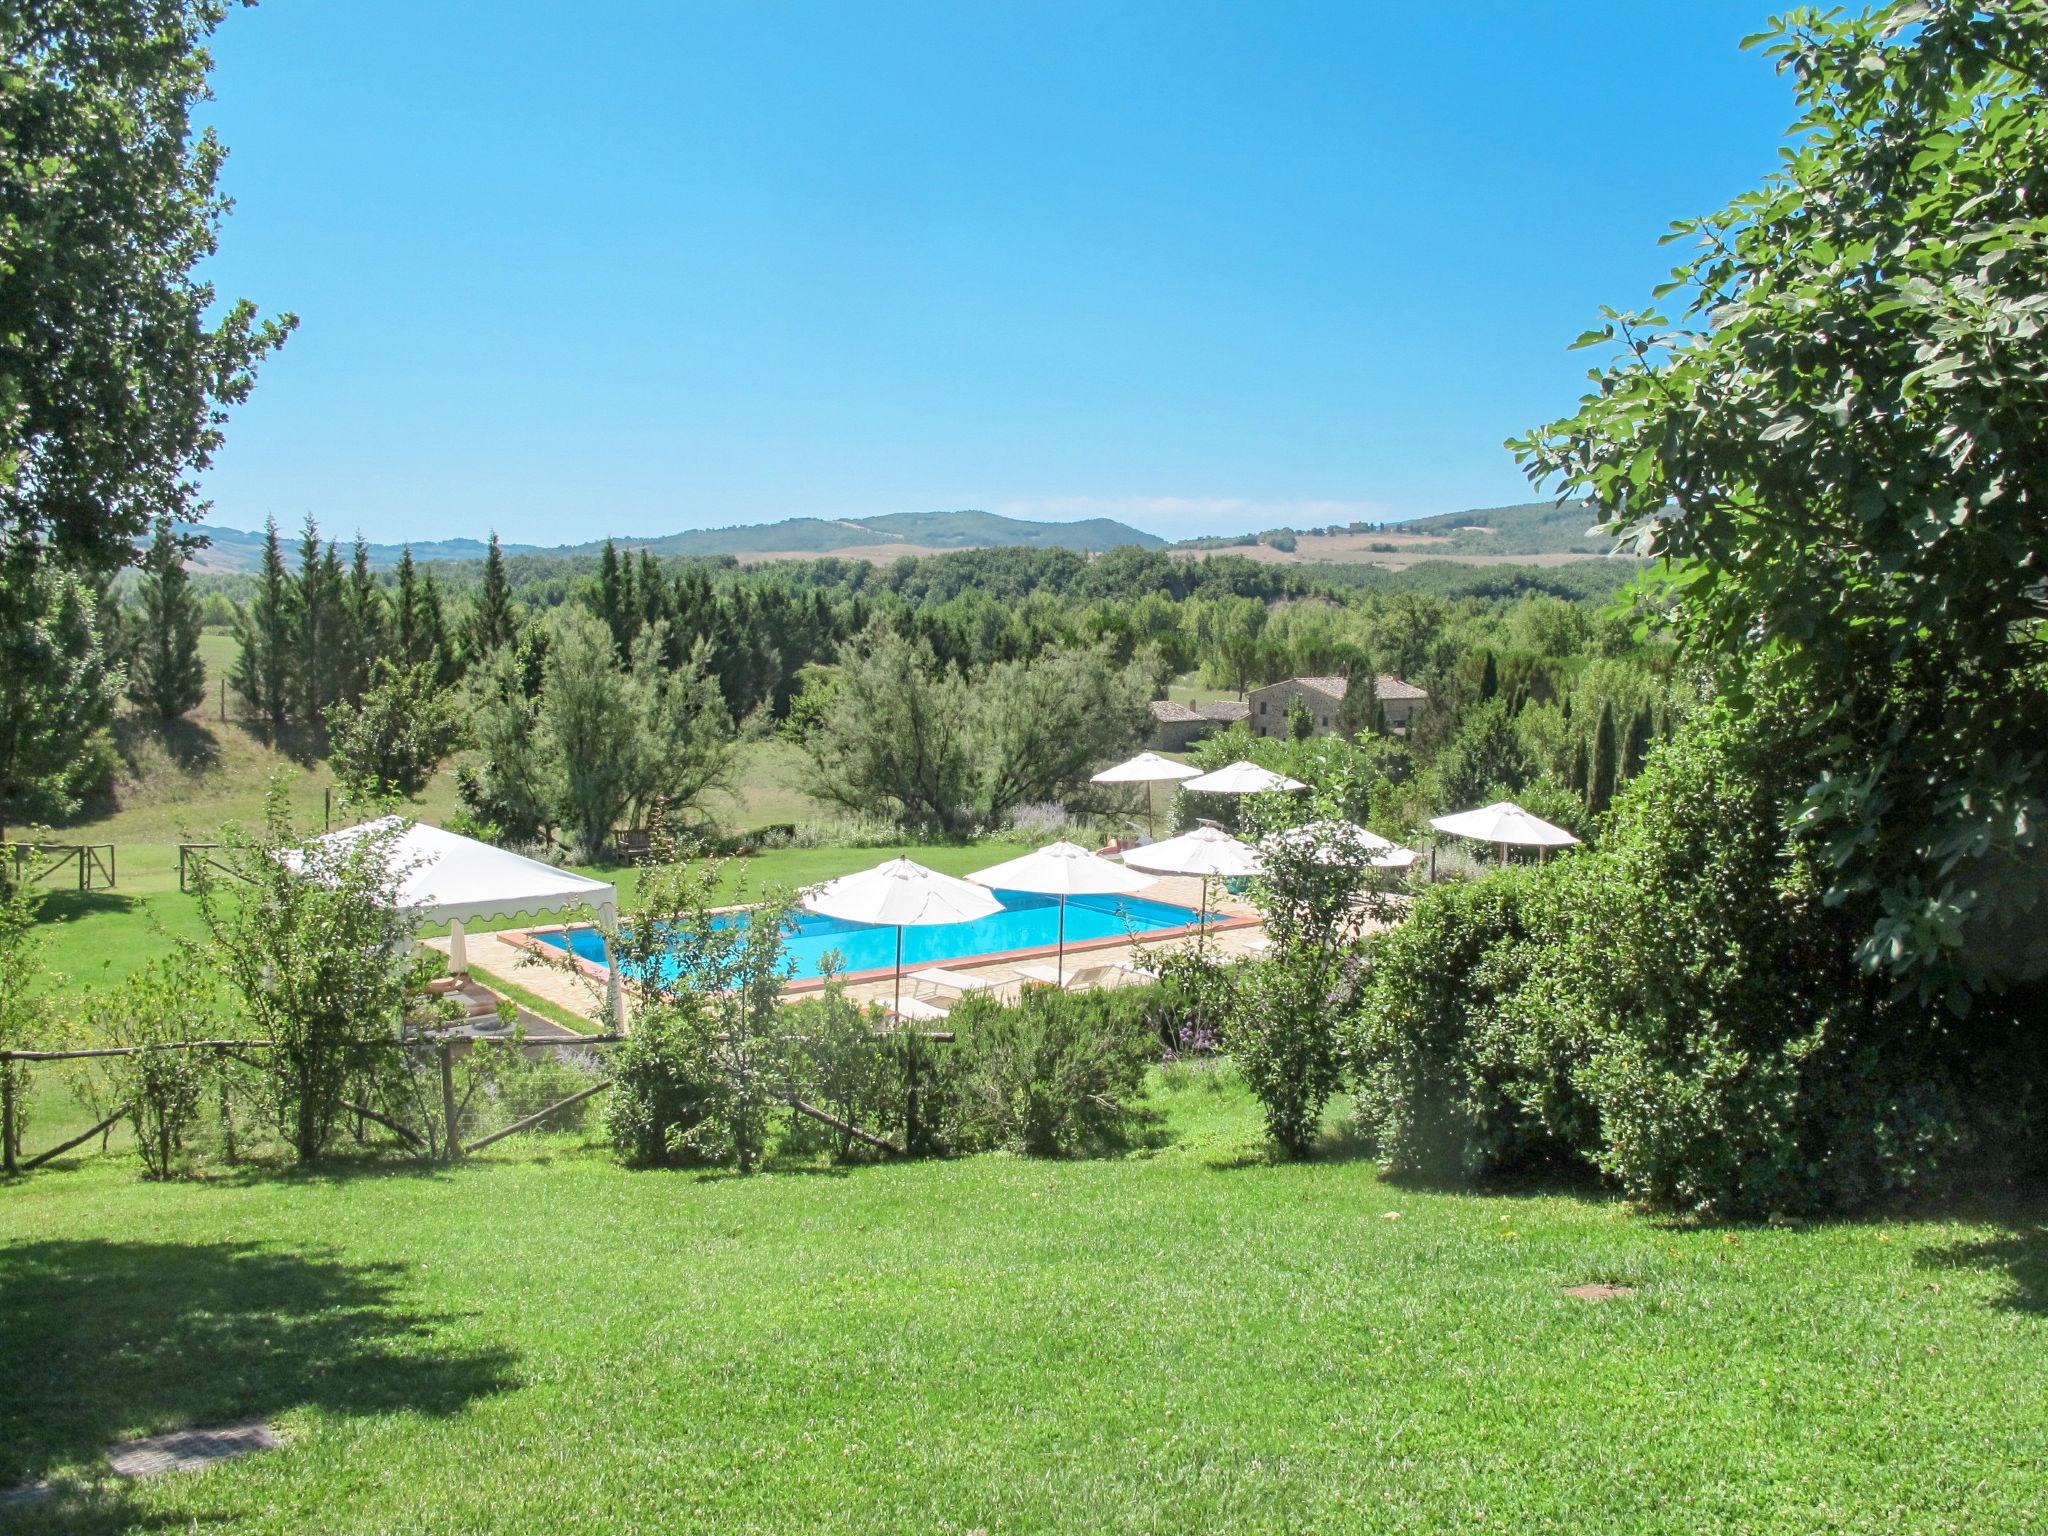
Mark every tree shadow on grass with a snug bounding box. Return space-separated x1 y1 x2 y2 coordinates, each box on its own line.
1914 1220 2048 1315
0 1240 519 1493
23 890 136 925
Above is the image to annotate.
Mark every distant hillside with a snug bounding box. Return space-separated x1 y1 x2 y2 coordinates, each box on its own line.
578 509 1163 559
180 523 541 574
1391 499 1609 555
1167 498 1613 567
181 508 1162 572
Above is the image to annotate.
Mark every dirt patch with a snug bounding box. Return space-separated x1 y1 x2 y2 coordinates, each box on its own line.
1563 1283 1637 1302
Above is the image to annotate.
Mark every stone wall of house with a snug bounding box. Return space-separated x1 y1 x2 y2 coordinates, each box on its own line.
1248 679 1343 738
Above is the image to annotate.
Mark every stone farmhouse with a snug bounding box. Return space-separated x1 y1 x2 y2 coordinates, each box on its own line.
1246 674 1428 739
1146 697 1250 751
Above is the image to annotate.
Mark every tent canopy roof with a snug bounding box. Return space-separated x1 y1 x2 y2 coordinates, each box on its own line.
300 818 618 926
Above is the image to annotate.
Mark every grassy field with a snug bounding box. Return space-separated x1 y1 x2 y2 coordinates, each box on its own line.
19 637 877 998
1 1072 2041 1533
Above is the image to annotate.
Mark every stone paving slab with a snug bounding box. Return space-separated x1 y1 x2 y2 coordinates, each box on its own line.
106 1421 282 1479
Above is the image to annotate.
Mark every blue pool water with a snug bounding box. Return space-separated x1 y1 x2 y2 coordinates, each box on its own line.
535 888 1213 985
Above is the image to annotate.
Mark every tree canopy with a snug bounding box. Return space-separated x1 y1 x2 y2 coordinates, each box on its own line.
1515 0 2048 1002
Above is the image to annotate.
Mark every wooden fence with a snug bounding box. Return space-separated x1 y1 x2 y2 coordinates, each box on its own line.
1 1025 950 1176
0 1034 622 1176
3 841 116 892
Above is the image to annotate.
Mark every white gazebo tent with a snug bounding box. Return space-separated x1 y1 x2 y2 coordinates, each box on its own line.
1428 801 1580 869
1090 751 1201 836
296 819 625 1026
1120 825 1265 950
969 840 1157 984
801 858 1004 1018
1180 760 1308 796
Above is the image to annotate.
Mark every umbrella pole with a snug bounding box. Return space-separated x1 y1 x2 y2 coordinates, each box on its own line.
894 926 903 1018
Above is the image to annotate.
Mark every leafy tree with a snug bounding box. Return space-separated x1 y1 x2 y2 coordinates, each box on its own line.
1228 819 1393 1156
1434 698 1532 811
806 622 976 835
971 642 1151 823
125 517 207 720
229 517 291 726
0 0 293 576
329 659 465 802
624 625 733 828
458 641 552 844
0 562 122 840
192 787 422 1164
535 607 641 855
1286 691 1315 741
1514 1 2048 1000
463 533 519 662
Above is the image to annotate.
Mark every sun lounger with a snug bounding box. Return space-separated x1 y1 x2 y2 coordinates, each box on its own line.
1013 959 1155 991
886 995 951 1022
905 967 996 998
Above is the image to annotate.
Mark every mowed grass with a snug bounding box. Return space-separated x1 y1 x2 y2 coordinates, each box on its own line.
2 1075 2044 1535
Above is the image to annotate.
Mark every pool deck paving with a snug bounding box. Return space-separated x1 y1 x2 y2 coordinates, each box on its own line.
430 874 1270 1027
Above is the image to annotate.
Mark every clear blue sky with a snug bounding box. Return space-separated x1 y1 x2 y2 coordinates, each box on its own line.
195 1 1794 546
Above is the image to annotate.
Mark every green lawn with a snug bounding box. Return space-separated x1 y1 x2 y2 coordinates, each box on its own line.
15 650 2044 1531
1 1073 2041 1533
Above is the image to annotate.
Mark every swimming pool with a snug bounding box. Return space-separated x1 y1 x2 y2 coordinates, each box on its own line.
531 888 1216 985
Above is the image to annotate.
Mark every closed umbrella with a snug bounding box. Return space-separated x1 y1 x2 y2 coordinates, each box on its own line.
1121 826 1265 951
969 840 1157 984
801 858 1004 1017
1428 801 1579 868
1090 751 1202 836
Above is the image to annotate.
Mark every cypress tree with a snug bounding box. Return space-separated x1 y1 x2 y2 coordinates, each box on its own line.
464 532 518 661
596 538 639 658
1586 699 1618 816
126 517 206 719
417 568 459 686
392 548 424 669
1479 650 1499 703
337 536 385 707
230 516 292 727
1623 701 1655 780
290 514 342 726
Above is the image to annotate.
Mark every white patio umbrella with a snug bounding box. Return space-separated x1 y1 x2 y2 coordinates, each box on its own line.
1428 801 1580 867
969 840 1157 985
1090 751 1202 836
801 858 1004 1017
1181 760 1309 796
1121 825 1266 950
1266 819 1418 869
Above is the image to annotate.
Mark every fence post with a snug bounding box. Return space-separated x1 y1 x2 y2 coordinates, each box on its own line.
440 1042 459 1163
2 1058 17 1176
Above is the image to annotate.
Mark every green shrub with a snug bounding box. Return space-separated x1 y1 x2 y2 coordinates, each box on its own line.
781 990 905 1162
496 1048 603 1134
1348 862 1592 1182
941 986 1155 1158
604 997 732 1168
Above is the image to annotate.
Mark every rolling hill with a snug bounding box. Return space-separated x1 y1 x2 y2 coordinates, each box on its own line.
180 509 1162 572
